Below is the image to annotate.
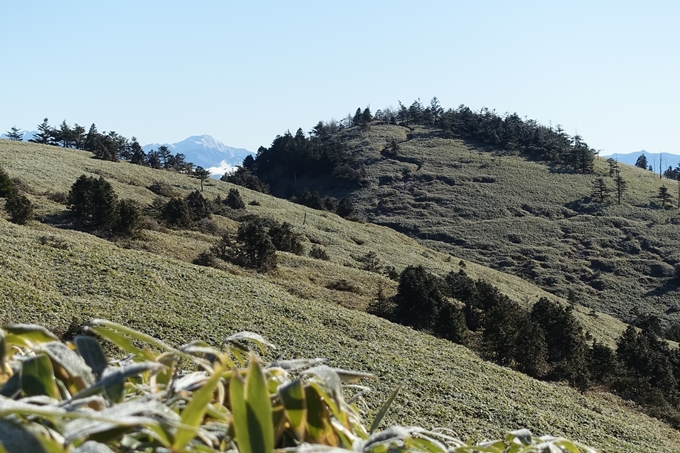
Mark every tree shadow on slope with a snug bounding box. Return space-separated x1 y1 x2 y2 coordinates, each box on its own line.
564 196 608 215
644 281 679 298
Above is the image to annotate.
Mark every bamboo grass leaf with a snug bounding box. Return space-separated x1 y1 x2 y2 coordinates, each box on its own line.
3 324 59 349
172 365 224 450
369 381 403 434
230 357 275 453
304 385 334 445
21 354 60 400
72 441 116 453
70 362 165 402
0 420 49 453
89 326 150 361
268 358 325 371
331 368 377 383
0 372 21 399
277 378 307 440
223 332 275 355
74 336 108 381
245 355 274 453
41 342 95 389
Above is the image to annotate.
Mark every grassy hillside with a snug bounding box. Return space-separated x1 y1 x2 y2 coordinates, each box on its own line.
261 124 680 328
1 139 679 452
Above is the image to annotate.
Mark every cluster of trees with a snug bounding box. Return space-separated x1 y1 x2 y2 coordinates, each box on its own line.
9 119 209 177
67 175 142 236
195 217 306 273
590 158 628 205
373 265 680 427
250 128 348 179
247 99 598 185
294 189 357 219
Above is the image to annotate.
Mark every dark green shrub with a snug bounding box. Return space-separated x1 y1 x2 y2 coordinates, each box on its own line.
298 189 325 210
0 167 15 198
193 249 219 268
67 175 118 229
225 188 246 209
161 197 193 228
5 193 33 224
197 218 220 235
186 190 211 221
393 265 443 331
112 199 142 236
46 191 68 204
148 180 178 197
326 279 361 293
310 245 329 260
357 251 381 272
482 297 526 365
434 302 469 346
221 167 269 193
269 222 304 255
233 220 277 272
337 197 356 218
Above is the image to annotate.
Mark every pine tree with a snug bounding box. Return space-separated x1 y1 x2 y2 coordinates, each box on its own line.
185 190 211 221
658 185 671 209
4 193 33 225
29 118 55 145
161 197 193 228
615 171 627 205
67 175 119 229
5 126 23 141
225 188 245 209
635 154 649 170
72 124 86 149
234 220 277 272
129 138 147 165
84 124 100 152
193 166 211 192
591 178 610 202
158 145 172 168
56 120 74 148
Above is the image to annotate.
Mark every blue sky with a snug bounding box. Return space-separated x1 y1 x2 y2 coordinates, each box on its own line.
1 1 678 156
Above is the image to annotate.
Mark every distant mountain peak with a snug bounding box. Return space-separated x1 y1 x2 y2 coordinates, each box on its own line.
142 135 253 177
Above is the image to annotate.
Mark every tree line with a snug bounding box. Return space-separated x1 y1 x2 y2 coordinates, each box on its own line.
368 264 680 428
243 98 598 193
4 119 213 179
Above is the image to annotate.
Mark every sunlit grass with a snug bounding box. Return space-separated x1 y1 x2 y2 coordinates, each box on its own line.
0 139 678 451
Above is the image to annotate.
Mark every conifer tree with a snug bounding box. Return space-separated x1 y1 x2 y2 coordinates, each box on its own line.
635 154 649 170
615 171 627 205
5 126 23 141
29 118 55 145
56 120 74 148
129 138 147 165
591 178 610 202
225 188 245 209
4 193 33 225
193 166 211 192
72 124 86 149
658 185 671 209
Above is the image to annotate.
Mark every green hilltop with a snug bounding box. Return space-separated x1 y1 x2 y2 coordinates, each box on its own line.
1 138 679 452
254 122 680 328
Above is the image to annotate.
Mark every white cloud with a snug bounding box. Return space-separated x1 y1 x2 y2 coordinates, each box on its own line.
208 160 236 178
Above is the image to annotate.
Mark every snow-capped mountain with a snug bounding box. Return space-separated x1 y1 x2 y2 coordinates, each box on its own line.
143 135 253 177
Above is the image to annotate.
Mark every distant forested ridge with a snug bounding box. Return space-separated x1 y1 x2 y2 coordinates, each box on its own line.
248 98 597 189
